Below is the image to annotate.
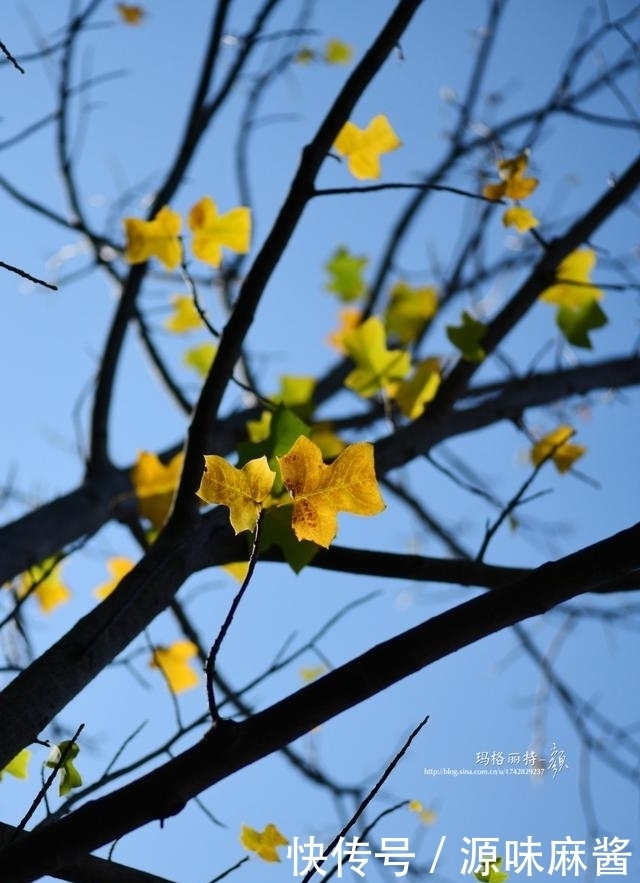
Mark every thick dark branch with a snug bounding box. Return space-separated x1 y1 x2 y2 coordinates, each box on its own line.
2 521 638 881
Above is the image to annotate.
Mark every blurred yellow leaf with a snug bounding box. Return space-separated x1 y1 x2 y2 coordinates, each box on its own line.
150 641 200 694
131 451 184 530
327 307 362 352
0 749 31 781
324 39 353 64
384 281 438 344
334 114 401 180
94 557 136 601
17 558 71 614
188 196 251 267
198 455 276 534
300 665 326 682
391 358 441 420
278 436 385 548
123 206 182 270
483 152 538 201
408 799 437 825
222 561 250 582
116 4 145 25
240 823 289 863
530 425 586 474
183 342 217 377
164 295 203 333
309 422 346 459
502 206 539 233
539 249 603 309
246 410 272 443
342 316 411 397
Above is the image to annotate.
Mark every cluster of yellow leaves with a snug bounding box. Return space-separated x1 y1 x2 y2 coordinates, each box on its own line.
16 558 71 615
0 749 31 782
130 450 184 531
483 152 539 233
530 425 586 474
163 293 217 378
116 3 145 25
240 824 289 862
199 435 385 549
150 640 200 694
296 38 353 65
333 114 401 180
123 197 251 270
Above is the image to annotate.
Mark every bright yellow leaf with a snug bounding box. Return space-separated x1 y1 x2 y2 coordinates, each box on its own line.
94 557 136 601
327 308 362 352
222 561 250 582
188 196 251 267
183 342 217 377
483 152 538 201
391 358 441 420
408 799 437 825
240 823 289 863
150 641 200 694
539 249 603 309
384 281 438 344
164 294 203 333
502 206 539 233
17 558 71 614
530 425 586 474
342 315 411 397
333 114 401 180
324 39 353 64
0 749 31 781
131 451 184 530
197 455 276 534
116 4 145 24
277 436 385 548
123 206 182 270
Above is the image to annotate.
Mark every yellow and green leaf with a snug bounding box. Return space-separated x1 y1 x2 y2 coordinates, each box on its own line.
342 316 411 397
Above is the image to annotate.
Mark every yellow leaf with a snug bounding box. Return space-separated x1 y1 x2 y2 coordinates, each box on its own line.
342 315 411 397
408 800 437 825
277 436 385 548
1 749 31 781
123 206 182 270
391 358 441 420
327 307 362 352
94 557 136 601
384 281 438 344
324 39 353 64
502 206 539 233
309 422 346 459
183 342 217 377
17 558 71 614
333 114 401 180
197 455 276 534
482 152 538 201
164 294 203 333
116 4 145 25
222 561 250 582
150 641 200 694
240 823 289 863
539 249 603 309
300 665 326 682
131 451 184 530
246 410 272 443
530 425 586 474
188 196 251 267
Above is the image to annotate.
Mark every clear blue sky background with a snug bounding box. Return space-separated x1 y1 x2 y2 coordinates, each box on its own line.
1 1 639 882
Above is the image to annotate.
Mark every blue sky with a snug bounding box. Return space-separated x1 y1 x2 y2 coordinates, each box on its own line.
1 1 639 882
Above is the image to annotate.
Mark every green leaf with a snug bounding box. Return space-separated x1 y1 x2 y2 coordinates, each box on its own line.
183 342 217 377
324 246 368 302
446 311 487 362
45 740 82 797
555 300 607 349
259 506 319 573
475 857 509 883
